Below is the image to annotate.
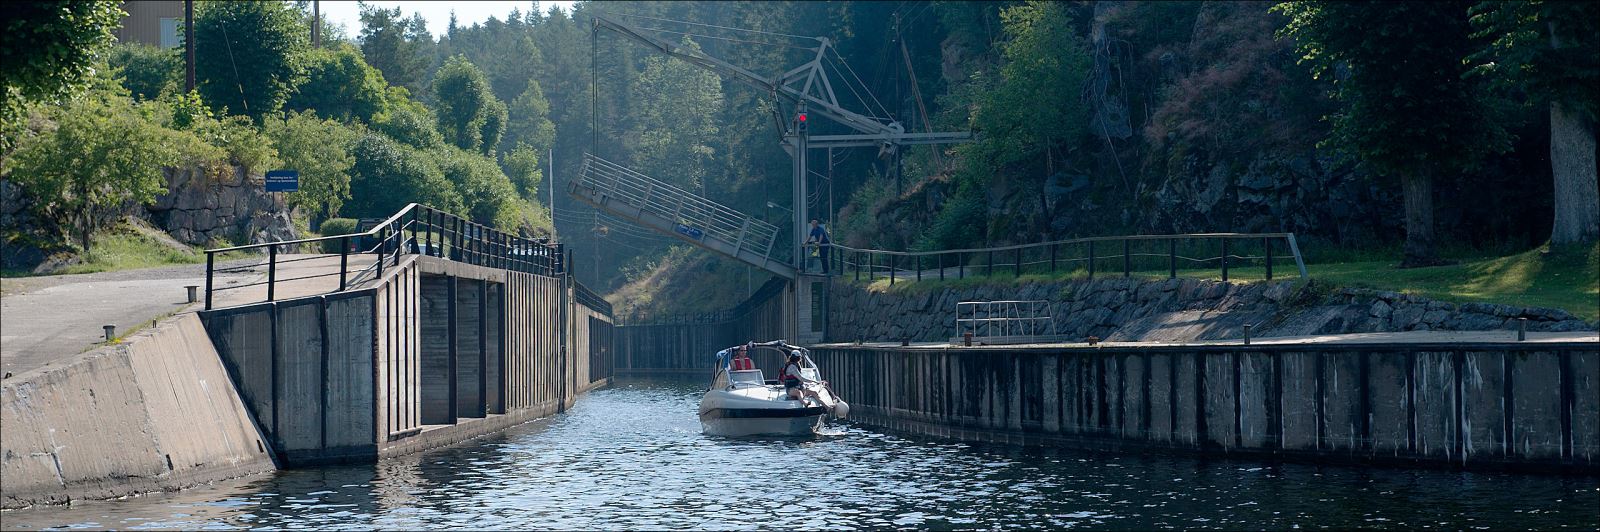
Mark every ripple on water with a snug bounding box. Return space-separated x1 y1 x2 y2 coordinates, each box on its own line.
4 380 1598 530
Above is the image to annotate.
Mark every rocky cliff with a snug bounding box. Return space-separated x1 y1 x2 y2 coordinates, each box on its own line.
827 277 1596 344
146 166 295 247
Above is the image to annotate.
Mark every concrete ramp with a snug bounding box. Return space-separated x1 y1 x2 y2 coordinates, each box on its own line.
569 154 795 279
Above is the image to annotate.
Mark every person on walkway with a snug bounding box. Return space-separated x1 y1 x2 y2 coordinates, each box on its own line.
781 350 823 402
806 220 831 274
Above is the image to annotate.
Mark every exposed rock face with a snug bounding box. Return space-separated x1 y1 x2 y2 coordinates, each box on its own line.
146 166 296 247
827 278 1596 343
0 179 66 270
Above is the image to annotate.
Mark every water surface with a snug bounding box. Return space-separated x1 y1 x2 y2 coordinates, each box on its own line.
4 378 1595 530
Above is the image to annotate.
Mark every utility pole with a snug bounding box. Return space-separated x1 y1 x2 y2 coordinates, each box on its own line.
311 0 320 47
549 148 555 221
184 0 195 92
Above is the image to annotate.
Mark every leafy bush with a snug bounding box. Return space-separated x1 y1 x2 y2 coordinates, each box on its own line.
346 132 462 218
4 75 182 253
432 144 517 226
192 0 308 122
109 43 182 101
373 90 443 149
286 43 389 123
318 217 358 252
264 112 359 225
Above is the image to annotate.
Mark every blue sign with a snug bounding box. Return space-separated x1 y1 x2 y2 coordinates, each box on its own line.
265 170 299 192
675 223 705 240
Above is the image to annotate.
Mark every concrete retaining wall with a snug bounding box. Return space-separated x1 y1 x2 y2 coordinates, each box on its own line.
810 341 1600 473
828 278 1597 345
1 314 275 509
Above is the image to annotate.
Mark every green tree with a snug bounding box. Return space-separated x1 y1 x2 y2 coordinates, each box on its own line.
373 91 444 149
1275 1 1508 267
432 55 505 154
479 97 508 156
192 0 309 122
264 112 359 227
357 4 432 97
0 1 124 151
432 145 517 226
501 142 546 200
972 1 1092 168
507 80 557 155
3 79 181 253
285 43 389 123
346 132 462 218
627 38 724 195
1470 1 1600 247
108 43 183 101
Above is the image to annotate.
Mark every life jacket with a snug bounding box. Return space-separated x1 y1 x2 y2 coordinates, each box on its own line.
781 362 804 383
731 356 754 371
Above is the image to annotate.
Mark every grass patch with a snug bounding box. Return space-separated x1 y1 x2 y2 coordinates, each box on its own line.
56 223 204 274
842 244 1598 321
1307 245 1598 321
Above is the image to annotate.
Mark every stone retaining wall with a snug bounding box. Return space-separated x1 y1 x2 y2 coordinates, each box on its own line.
828 278 1596 344
147 166 295 246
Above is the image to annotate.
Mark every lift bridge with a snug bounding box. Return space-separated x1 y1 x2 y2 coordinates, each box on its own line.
576 13 974 342
569 153 795 280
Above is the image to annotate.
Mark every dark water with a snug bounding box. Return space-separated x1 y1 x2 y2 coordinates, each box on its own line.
4 379 1596 530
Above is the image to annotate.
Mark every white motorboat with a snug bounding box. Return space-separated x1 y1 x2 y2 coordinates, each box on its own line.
698 341 849 437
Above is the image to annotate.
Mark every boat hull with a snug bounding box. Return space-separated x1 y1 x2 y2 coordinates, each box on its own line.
698 387 828 437
699 408 826 437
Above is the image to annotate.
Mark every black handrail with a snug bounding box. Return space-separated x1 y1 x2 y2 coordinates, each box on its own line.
203 203 566 310
814 232 1308 283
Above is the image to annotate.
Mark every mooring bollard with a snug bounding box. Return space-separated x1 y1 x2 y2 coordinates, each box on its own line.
185 285 199 303
103 324 116 342
1517 317 1527 341
1243 324 1252 345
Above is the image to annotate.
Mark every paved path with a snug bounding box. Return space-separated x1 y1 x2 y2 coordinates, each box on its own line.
0 259 260 376
818 330 1600 350
1 254 386 377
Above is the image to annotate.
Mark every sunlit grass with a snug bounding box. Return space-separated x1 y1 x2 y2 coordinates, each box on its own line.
847 244 1598 321
56 224 204 274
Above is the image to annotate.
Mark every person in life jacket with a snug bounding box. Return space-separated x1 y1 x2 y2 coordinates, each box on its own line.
731 344 755 371
781 350 823 402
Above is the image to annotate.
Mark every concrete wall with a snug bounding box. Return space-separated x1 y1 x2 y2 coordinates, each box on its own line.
615 278 790 374
199 255 615 468
203 291 377 465
1 314 275 509
810 341 1600 473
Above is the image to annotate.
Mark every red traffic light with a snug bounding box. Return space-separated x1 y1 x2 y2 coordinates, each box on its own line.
796 113 807 123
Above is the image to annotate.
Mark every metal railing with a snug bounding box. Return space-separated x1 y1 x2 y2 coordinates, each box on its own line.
577 153 787 265
203 203 565 310
955 300 1057 342
573 281 614 318
818 233 1307 285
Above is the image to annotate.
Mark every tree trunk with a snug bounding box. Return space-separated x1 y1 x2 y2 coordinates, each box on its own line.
1400 171 1440 268
1548 101 1599 247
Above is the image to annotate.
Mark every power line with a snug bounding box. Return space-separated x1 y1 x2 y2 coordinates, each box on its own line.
614 12 817 41
632 25 816 51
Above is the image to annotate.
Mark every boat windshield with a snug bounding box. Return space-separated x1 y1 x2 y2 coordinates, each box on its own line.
729 369 764 385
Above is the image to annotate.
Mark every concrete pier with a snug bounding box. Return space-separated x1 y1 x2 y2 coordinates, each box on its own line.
1 314 276 508
199 255 614 467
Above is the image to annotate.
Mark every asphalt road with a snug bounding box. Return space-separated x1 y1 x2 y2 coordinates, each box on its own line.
0 259 262 376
